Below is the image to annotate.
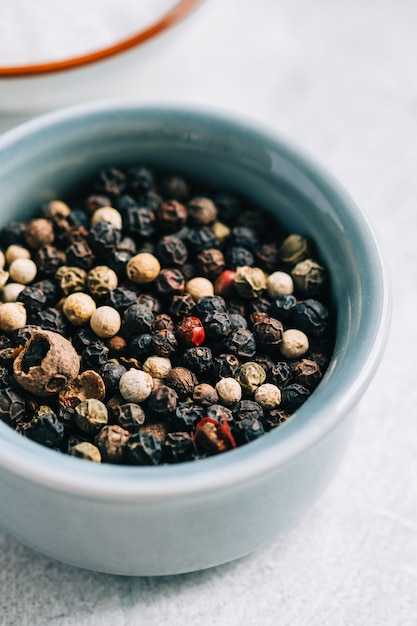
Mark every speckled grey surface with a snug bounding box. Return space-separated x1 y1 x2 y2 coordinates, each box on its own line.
0 0 416 624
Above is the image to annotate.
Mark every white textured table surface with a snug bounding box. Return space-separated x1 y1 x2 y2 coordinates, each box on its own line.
1 1 416 624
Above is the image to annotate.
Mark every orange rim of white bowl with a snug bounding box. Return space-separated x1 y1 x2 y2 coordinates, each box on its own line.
0 0 202 78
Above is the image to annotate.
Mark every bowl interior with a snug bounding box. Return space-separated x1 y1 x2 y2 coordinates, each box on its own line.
0 103 389 494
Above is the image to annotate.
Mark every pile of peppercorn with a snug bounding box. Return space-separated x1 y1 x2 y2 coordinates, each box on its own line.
0 165 334 465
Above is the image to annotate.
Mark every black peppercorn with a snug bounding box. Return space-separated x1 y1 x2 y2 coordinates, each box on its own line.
229 226 259 251
185 226 218 254
163 432 195 463
88 221 121 257
95 424 130 463
269 294 297 323
94 167 126 197
155 268 185 299
169 294 196 320
229 313 248 331
99 362 127 396
127 333 153 359
292 299 330 336
0 365 11 388
34 245 65 275
67 209 90 228
255 242 280 273
123 304 155 334
280 383 310 412
157 199 187 232
82 342 109 370
102 287 135 312
126 432 163 465
147 385 178 420
124 205 156 239
187 197 217 225
252 316 284 354
291 358 322 390
31 307 69 335
152 313 174 332
113 402 146 433
126 165 154 194
165 367 198 399
205 403 234 424
0 386 26 425
25 410 65 449
65 240 95 271
229 414 264 445
197 248 225 279
225 328 256 359
0 221 26 247
182 346 213 376
212 353 240 380
192 295 227 321
171 402 205 431
151 329 178 357
156 235 188 266
263 408 291 431
193 383 219 407
224 246 254 270
214 192 241 224
270 361 292 389
17 285 48 313
159 174 190 202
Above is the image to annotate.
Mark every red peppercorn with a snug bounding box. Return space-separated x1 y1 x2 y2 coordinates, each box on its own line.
214 269 237 298
176 316 205 347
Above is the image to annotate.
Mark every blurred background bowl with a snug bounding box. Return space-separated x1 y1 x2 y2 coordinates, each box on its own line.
0 0 202 127
0 102 390 575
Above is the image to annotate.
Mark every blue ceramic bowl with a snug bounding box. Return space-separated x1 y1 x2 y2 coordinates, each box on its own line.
0 103 390 575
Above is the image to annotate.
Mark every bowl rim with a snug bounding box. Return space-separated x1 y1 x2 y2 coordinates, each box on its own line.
0 0 202 78
0 101 391 500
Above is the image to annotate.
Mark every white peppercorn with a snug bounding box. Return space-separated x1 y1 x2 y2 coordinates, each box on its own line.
266 271 294 298
215 377 242 406
1 282 25 303
91 206 123 230
5 244 31 264
185 276 214 301
254 383 282 409
0 302 27 331
8 258 37 284
279 329 309 358
90 306 121 338
119 369 153 403
0 250 5 270
126 252 161 284
142 355 172 379
63 292 96 325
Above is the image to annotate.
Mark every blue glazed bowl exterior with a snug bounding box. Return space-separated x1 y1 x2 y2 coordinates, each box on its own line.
0 103 390 575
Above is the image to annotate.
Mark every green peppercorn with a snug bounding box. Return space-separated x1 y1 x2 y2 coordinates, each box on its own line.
234 266 267 299
291 259 326 296
279 234 310 265
75 398 108 433
235 362 266 394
